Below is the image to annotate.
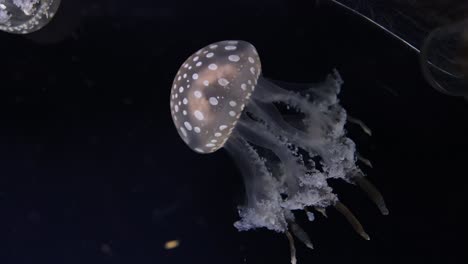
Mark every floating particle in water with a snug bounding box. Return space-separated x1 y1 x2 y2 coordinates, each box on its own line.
164 240 180 250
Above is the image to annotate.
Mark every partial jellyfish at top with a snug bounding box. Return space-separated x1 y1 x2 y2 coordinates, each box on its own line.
169 40 388 264
331 0 468 98
0 0 60 34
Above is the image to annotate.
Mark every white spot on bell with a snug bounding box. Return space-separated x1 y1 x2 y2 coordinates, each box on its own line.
195 147 204 153
180 127 187 137
228 55 240 62
218 78 229 86
208 64 218 70
184 121 192 131
194 110 204 120
209 97 218 105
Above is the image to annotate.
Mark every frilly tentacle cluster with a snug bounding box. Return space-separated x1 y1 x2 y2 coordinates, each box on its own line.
226 70 369 233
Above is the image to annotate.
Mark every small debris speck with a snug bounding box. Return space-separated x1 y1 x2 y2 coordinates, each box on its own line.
100 243 113 256
164 240 180 250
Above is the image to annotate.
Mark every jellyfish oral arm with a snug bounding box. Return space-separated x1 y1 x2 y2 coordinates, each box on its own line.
225 136 288 233
223 70 388 262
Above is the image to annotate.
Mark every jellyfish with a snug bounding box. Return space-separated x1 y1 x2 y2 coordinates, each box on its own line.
0 0 60 34
332 0 468 98
169 40 388 263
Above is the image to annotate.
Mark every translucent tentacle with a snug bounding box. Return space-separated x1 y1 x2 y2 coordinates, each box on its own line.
225 136 287 232
246 101 323 147
236 117 305 195
289 221 314 250
253 82 343 144
357 153 373 168
286 231 297 264
254 71 343 108
334 201 370 240
247 79 358 182
313 206 328 218
347 115 373 136
244 100 331 170
354 176 389 215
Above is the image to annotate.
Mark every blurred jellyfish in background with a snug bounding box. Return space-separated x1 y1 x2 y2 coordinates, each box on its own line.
170 40 388 264
421 18 468 98
0 0 60 34
331 0 468 98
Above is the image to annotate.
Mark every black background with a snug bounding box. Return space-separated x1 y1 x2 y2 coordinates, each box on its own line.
0 0 466 264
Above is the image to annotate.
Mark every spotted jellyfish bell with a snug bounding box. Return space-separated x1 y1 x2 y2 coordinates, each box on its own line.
170 40 388 264
170 40 261 153
0 0 61 34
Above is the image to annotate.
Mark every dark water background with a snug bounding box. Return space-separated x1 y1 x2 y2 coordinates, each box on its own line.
0 0 466 263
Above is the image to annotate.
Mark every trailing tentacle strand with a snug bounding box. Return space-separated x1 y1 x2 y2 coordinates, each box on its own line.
286 231 297 264
334 201 370 240
354 176 389 215
289 221 314 250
